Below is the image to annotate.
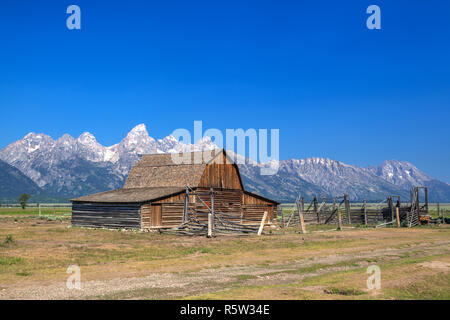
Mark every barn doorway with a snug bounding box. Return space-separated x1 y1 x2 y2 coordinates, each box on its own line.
150 204 162 227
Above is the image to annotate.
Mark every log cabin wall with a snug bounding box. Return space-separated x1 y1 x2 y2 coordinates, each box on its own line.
72 202 141 229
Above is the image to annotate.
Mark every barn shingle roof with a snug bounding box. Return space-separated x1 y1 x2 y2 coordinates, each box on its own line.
123 149 227 189
72 149 228 203
71 187 185 203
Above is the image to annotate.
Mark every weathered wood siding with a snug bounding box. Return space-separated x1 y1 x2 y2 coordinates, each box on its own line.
242 193 273 205
161 203 185 227
140 188 277 229
72 202 141 229
141 203 163 229
193 188 243 224
198 153 243 189
142 192 192 229
242 204 276 224
196 188 242 212
141 202 184 229
153 192 186 204
242 192 277 224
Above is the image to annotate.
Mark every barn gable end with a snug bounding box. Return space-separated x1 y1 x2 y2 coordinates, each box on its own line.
198 151 244 190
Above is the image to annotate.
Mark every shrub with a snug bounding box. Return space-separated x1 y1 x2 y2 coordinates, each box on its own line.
4 234 14 245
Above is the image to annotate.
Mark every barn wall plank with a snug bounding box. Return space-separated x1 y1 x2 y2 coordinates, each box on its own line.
72 202 141 229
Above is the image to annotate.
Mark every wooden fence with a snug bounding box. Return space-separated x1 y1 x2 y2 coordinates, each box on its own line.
279 190 430 229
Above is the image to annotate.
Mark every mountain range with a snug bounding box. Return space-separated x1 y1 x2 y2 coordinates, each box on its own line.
1 124 449 202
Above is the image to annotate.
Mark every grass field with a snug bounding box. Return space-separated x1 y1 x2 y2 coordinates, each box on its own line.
0 207 71 216
0 211 448 300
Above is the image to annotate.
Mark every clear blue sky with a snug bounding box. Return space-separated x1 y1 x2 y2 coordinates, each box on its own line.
1 1 449 181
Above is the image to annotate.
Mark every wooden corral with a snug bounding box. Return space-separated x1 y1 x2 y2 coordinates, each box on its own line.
280 188 430 230
71 149 278 232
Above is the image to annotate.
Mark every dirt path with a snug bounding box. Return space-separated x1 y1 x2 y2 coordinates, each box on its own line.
1 240 448 300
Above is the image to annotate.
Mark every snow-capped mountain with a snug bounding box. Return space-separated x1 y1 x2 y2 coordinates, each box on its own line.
367 160 433 190
367 160 450 202
238 157 411 201
0 131 126 197
0 124 217 197
279 158 411 200
238 160 328 201
1 124 449 201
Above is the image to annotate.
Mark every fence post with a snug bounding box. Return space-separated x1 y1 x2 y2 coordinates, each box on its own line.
333 198 336 224
337 204 342 231
297 197 306 234
396 207 400 228
406 203 410 227
363 200 367 225
388 196 395 223
183 187 188 223
321 197 326 223
344 194 351 224
416 187 421 219
258 211 268 236
313 196 319 223
207 212 213 238
210 187 215 231
38 203 41 217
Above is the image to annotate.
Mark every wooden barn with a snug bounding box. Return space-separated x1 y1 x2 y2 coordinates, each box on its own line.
71 149 278 231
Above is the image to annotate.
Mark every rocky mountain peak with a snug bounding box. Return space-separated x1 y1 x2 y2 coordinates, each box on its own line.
56 134 75 144
192 136 218 151
22 132 53 143
127 124 150 138
77 132 97 145
367 159 432 190
120 124 155 149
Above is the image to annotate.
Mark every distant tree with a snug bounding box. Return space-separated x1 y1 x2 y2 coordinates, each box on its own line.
18 193 31 210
